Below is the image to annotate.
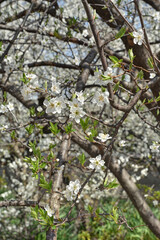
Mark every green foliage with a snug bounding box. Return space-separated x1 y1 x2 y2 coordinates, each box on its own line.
25 124 34 135
113 82 120 92
0 41 2 50
39 173 52 192
148 57 154 69
57 198 160 240
78 153 86 166
104 178 119 189
128 49 135 63
64 123 75 134
137 70 144 80
117 0 122 5
85 127 98 142
20 73 30 84
49 122 60 135
30 106 35 116
31 205 55 228
115 27 126 39
80 117 89 132
109 56 123 68
10 130 16 139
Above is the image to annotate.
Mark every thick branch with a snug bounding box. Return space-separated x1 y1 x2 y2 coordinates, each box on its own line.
142 0 160 11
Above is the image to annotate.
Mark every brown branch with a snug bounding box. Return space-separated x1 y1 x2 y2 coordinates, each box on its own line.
28 61 79 70
0 24 88 47
76 47 97 91
142 0 160 11
0 82 37 109
46 134 71 240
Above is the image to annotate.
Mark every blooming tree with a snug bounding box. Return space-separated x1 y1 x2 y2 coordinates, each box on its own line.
0 0 160 239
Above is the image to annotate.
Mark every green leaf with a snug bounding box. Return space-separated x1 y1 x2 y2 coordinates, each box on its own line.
0 41 2 51
10 130 16 139
115 27 126 39
104 179 119 189
3 91 7 102
129 63 133 70
87 205 93 213
117 0 122 5
25 124 34 135
113 82 120 92
137 70 144 80
64 123 75 134
148 57 154 69
20 73 30 84
80 117 89 132
128 49 135 63
78 153 86 166
30 106 35 116
39 174 52 191
109 56 119 64
49 122 60 135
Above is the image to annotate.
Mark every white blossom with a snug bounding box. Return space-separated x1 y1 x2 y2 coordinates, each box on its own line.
82 29 88 37
102 67 114 84
133 30 144 45
7 102 14 111
64 179 81 201
44 204 54 217
26 73 37 80
89 155 105 171
141 168 148 176
70 106 85 123
150 142 159 152
92 91 109 106
153 200 159 206
97 133 112 142
149 73 156 79
67 179 81 195
75 91 85 104
51 80 61 94
0 104 8 113
44 97 66 114
119 140 126 147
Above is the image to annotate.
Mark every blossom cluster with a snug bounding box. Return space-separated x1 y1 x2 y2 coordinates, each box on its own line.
64 179 81 201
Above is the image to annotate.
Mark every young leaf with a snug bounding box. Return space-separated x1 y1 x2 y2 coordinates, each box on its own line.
115 27 126 39
109 56 119 64
78 153 86 166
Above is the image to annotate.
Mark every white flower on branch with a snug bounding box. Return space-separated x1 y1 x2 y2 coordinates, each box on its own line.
149 73 156 79
67 179 81 195
70 106 85 123
119 140 126 147
153 200 159 206
64 179 81 201
44 96 66 114
97 133 112 142
89 155 105 171
51 78 61 94
75 91 85 104
150 142 159 153
92 91 109 106
44 204 54 217
133 30 144 45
